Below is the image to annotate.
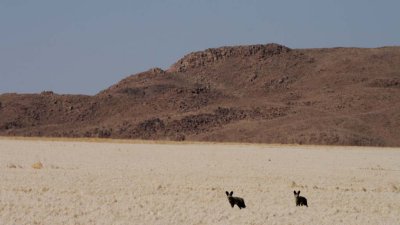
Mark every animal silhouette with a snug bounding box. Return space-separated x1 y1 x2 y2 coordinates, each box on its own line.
226 191 246 209
294 190 308 207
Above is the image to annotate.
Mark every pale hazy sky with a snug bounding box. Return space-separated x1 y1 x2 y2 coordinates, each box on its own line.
1 0 399 95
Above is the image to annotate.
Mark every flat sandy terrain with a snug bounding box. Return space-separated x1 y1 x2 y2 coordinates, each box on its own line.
0 138 399 225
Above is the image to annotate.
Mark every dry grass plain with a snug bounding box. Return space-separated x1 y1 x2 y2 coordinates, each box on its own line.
0 138 399 225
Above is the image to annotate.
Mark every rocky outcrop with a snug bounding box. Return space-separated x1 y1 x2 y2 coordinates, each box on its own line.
168 43 291 72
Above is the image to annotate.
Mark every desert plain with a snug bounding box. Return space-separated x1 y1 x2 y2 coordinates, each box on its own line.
0 138 399 225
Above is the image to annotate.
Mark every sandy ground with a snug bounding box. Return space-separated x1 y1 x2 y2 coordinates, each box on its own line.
0 138 399 225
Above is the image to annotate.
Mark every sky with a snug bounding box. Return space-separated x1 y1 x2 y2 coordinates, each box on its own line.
1 0 399 95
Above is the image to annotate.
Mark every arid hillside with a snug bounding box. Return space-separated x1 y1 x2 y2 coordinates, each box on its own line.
1 43 399 146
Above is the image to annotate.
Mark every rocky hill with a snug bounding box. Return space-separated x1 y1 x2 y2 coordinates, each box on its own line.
1 43 400 146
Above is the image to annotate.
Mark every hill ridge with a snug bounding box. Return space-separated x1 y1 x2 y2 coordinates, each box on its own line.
1 44 400 146
168 43 291 72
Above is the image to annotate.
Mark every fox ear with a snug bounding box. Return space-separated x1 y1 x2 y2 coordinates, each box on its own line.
230 191 233 196
226 191 229 196
298 190 300 194
294 190 296 194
